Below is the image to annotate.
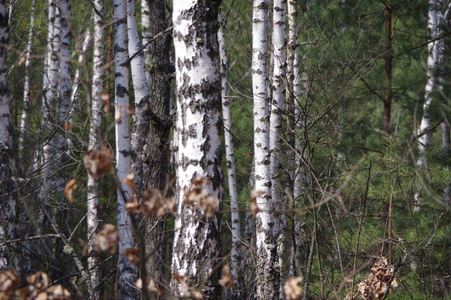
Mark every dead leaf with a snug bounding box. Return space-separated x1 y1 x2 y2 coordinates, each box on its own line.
122 173 136 189
250 190 264 218
0 269 21 295
123 248 140 265
284 277 303 300
64 179 77 202
95 224 119 254
84 146 114 178
218 264 234 288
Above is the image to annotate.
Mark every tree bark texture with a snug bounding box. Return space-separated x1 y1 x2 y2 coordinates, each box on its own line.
171 0 223 298
87 0 104 297
252 0 280 298
0 0 22 272
142 0 172 290
218 16 244 298
113 0 139 298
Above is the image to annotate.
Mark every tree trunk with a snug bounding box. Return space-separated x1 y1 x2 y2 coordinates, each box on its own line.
171 1 222 298
113 0 139 298
218 15 243 298
141 0 151 85
383 1 393 136
252 0 280 298
415 0 446 211
87 1 104 297
142 0 172 291
18 0 35 158
0 0 22 272
127 0 151 191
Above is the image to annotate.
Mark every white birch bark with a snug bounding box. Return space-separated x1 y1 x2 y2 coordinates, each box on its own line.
127 0 151 189
39 0 58 216
0 0 21 272
171 1 222 298
218 18 243 297
141 0 151 85
415 0 446 211
253 0 280 298
18 0 36 157
270 1 287 295
87 0 103 296
113 0 139 298
69 29 91 124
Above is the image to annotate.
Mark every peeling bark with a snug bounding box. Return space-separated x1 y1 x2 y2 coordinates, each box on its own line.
171 1 223 298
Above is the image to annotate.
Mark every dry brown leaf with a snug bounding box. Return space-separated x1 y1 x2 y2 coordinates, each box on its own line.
357 257 398 300
284 276 303 300
145 276 165 296
0 269 21 295
250 190 264 218
173 273 189 296
18 55 26 66
125 197 140 213
46 284 71 299
122 173 136 189
84 146 114 178
191 290 203 300
101 93 110 113
183 176 218 217
94 224 119 254
64 179 77 202
218 264 234 288
141 188 175 217
76 238 88 256
123 248 140 265
115 105 122 124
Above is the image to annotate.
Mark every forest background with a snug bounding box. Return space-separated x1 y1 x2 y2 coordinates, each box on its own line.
0 0 450 299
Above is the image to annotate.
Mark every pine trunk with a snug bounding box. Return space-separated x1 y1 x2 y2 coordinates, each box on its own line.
253 0 280 298
171 1 222 298
113 0 139 298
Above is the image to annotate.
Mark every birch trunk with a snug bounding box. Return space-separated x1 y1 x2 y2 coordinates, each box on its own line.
87 0 104 296
0 0 21 272
415 0 446 211
127 0 151 190
171 1 222 298
142 0 172 286
113 0 139 298
18 0 35 157
219 16 243 298
270 0 288 296
253 0 280 298
141 0 151 85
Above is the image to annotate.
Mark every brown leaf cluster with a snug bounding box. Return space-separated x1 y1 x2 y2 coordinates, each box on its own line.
173 273 203 299
135 276 165 296
140 188 175 217
64 179 77 202
0 270 71 300
357 257 398 300
250 190 264 218
123 248 140 265
218 264 234 288
94 224 119 254
184 176 219 217
84 146 114 178
284 276 303 300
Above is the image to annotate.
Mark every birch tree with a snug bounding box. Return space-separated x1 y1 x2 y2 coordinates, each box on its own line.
18 0 35 157
87 0 104 295
141 0 151 85
171 0 222 298
113 0 139 298
270 0 287 293
219 13 243 297
253 0 280 298
127 0 150 189
415 0 447 210
0 0 21 272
